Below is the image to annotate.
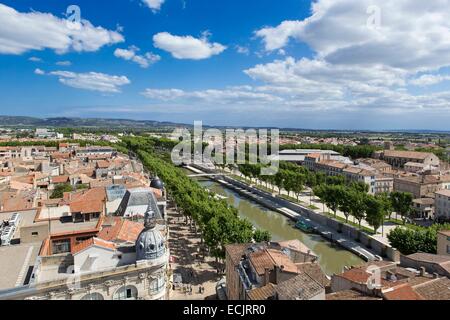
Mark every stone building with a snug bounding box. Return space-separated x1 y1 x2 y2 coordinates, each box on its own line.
377 150 440 169
435 189 450 221
225 240 328 301
437 230 450 256
0 201 169 300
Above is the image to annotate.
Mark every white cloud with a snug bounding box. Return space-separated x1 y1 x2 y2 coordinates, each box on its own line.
114 46 160 68
409 74 450 86
142 88 283 104
0 3 124 55
235 45 250 55
29 57 42 62
34 68 45 75
41 70 130 93
153 32 226 60
255 20 304 52
142 0 165 12
255 0 450 73
56 61 72 66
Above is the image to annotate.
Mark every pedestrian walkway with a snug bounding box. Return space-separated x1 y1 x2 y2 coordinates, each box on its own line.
228 168 400 242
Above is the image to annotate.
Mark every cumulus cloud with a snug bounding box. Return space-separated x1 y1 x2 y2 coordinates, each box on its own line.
34 68 45 75
153 32 226 60
142 0 165 12
0 3 124 55
255 0 450 73
39 70 130 93
255 20 304 52
114 46 160 68
142 88 283 104
227 0 450 116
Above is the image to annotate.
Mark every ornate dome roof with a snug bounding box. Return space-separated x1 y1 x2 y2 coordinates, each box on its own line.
150 177 164 190
136 227 165 261
135 210 165 261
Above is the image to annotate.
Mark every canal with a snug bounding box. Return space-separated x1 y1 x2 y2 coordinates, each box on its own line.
191 176 364 275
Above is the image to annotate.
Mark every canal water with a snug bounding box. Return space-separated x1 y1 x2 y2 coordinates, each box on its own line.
191 176 364 275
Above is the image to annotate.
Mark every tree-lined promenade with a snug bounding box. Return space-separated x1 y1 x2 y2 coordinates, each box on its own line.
122 137 271 261
236 162 414 234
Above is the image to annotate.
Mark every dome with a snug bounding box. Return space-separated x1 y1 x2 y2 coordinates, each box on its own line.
136 227 165 261
150 177 164 190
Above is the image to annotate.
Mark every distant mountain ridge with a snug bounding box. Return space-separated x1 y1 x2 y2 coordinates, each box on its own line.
0 116 189 129
0 115 449 134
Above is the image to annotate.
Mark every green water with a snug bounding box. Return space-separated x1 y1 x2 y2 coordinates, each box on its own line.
193 176 364 275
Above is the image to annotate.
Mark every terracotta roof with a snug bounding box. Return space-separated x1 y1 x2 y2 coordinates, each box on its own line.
326 289 382 300
98 217 144 243
383 283 424 300
296 263 330 288
405 253 450 264
384 150 435 160
413 277 450 300
275 273 324 300
51 152 71 159
52 175 70 184
306 153 321 159
225 244 252 266
338 268 371 284
343 167 362 174
249 250 276 276
438 230 450 236
96 160 110 169
266 249 299 274
247 284 276 300
278 239 316 256
0 191 35 211
70 200 103 214
72 237 116 255
436 189 450 197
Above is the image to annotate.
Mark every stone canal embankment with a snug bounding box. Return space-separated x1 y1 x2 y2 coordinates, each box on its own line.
185 164 400 263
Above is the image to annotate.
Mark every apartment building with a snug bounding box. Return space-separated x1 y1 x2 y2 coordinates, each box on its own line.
412 198 435 219
343 167 376 194
374 175 394 194
435 189 450 221
394 175 442 199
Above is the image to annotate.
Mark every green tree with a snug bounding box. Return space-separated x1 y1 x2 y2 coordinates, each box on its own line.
50 183 73 199
390 191 413 224
349 191 367 229
253 229 272 243
365 195 385 234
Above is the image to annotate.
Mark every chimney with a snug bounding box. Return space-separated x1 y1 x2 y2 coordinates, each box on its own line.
420 267 426 277
264 268 270 286
433 273 439 279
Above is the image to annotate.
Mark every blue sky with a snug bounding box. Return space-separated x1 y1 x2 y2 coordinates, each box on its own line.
1 0 450 130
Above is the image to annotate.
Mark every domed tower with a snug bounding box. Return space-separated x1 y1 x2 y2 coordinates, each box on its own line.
135 210 166 261
150 176 164 190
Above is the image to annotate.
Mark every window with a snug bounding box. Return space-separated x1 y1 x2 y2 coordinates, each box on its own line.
32 232 39 237
76 236 91 244
113 285 138 300
447 245 450 254
150 275 166 294
52 239 71 254
81 293 104 300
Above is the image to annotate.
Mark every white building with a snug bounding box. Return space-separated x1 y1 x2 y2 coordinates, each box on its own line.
435 189 450 221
